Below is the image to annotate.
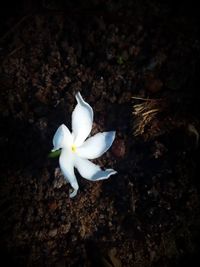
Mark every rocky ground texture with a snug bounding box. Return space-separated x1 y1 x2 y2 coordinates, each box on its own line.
0 1 200 266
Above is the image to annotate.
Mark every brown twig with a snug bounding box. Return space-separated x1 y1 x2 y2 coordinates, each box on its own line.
132 96 157 101
0 15 30 43
6 44 24 58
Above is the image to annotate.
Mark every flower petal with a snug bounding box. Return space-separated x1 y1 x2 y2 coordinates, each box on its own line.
72 92 94 147
52 124 73 151
75 157 117 181
59 147 79 198
76 131 116 159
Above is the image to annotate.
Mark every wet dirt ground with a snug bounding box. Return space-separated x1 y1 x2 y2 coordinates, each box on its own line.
0 1 200 266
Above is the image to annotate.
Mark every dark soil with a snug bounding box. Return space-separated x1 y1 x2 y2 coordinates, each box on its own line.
0 1 200 266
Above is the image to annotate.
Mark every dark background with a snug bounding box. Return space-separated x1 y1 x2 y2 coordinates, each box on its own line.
0 1 200 266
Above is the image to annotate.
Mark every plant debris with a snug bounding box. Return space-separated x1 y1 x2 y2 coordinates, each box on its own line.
0 1 200 266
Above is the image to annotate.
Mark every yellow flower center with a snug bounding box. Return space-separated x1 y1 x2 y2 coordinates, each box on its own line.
71 145 76 152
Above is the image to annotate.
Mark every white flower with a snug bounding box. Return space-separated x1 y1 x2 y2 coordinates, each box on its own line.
52 92 117 198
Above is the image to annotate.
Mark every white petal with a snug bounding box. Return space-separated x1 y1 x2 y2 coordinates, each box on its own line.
72 92 94 147
76 131 116 159
75 157 117 181
52 124 73 151
59 147 79 198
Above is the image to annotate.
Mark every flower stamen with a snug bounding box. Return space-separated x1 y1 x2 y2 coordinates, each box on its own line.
71 145 76 152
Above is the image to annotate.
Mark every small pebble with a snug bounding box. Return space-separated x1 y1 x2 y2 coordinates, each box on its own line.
111 138 126 158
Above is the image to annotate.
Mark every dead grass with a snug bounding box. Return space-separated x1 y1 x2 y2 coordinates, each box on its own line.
132 97 167 140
